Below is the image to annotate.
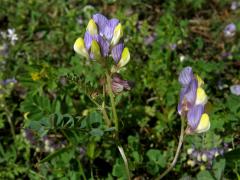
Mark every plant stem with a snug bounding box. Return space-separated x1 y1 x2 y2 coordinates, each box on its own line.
106 72 118 133
5 108 15 138
105 72 130 179
79 161 87 180
157 117 185 180
101 103 111 127
86 94 111 127
118 145 131 180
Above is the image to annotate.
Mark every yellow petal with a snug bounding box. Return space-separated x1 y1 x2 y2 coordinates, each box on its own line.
73 37 89 58
90 40 101 60
187 160 195 167
195 113 210 133
31 72 41 81
196 74 204 87
201 154 207 162
86 19 98 35
111 23 123 46
117 47 130 68
195 87 207 105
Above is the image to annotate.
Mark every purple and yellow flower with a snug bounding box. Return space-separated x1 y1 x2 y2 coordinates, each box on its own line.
74 13 130 68
178 67 210 134
187 144 232 169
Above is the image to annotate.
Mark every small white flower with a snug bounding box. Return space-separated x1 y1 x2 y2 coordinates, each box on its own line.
231 1 239 10
7 28 18 45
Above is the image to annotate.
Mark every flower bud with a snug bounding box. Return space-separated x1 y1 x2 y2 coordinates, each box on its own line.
201 153 208 162
187 160 195 167
224 23 236 38
187 148 194 155
86 19 98 35
195 88 208 105
194 113 210 133
90 40 102 60
111 23 123 46
196 75 204 87
200 165 206 171
74 37 89 58
117 47 130 68
230 85 240 96
214 151 219 157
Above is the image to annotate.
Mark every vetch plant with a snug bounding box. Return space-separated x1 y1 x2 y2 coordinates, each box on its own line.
187 143 232 170
157 67 210 179
73 13 132 179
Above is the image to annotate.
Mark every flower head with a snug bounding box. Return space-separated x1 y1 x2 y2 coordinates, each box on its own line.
178 67 210 134
74 13 129 68
224 23 236 38
230 84 240 95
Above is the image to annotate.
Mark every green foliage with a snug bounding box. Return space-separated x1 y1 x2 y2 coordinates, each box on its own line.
0 0 239 179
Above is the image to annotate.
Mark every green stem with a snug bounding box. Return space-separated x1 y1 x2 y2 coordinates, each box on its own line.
86 94 111 127
118 145 131 180
106 73 118 133
157 117 185 180
102 103 111 127
5 108 15 138
79 161 87 180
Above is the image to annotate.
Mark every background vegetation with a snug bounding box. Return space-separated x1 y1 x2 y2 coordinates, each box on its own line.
0 0 240 179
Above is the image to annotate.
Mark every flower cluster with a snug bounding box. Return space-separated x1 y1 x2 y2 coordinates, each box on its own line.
74 13 133 94
73 13 130 69
178 67 210 134
186 144 232 169
23 129 67 153
0 28 18 45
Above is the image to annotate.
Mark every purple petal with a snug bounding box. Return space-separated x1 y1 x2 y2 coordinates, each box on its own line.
111 43 124 63
185 79 197 105
112 82 124 93
224 23 236 37
84 31 93 50
93 35 109 57
177 86 188 114
104 18 119 40
187 105 204 130
179 67 194 86
230 84 240 96
2 78 17 85
93 13 108 36
112 74 132 92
